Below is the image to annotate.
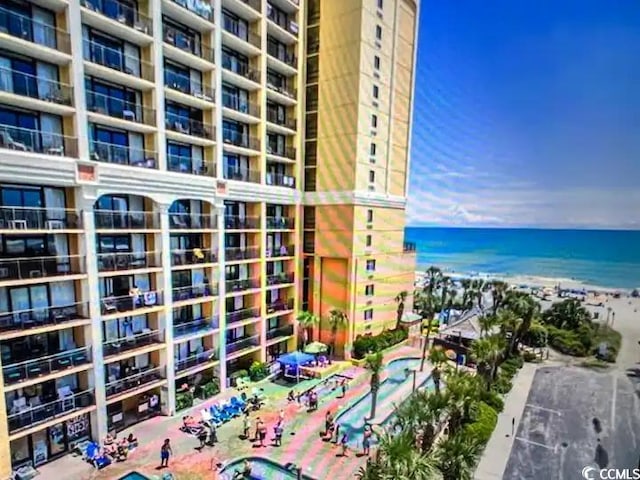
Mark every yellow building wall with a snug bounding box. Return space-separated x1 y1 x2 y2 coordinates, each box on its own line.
318 257 350 356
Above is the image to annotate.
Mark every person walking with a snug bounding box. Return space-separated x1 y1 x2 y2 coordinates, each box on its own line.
257 420 267 447
159 438 172 468
362 426 372 456
340 432 348 457
254 417 263 441
333 423 341 444
209 422 218 444
324 411 333 436
279 408 285 423
340 380 347 398
274 422 283 446
242 413 251 440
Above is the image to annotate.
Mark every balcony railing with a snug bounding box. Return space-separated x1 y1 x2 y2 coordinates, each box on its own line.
266 244 294 258
7 389 94 434
86 91 156 126
225 246 261 261
0 254 84 281
266 272 294 286
163 24 214 62
168 155 215 176
83 40 154 81
266 172 295 188
226 307 260 325
169 212 215 230
173 316 219 338
0 67 73 105
222 17 261 48
267 298 294 314
222 93 260 117
403 241 416 253
222 131 260 150
0 302 89 333
225 215 260 229
0 206 80 231
226 335 260 355
224 167 261 183
172 284 218 302
105 366 165 398
81 0 153 34
226 277 260 292
241 0 261 13
165 71 214 102
97 250 159 272
168 0 212 21
101 290 163 315
266 81 296 99
266 216 294 229
175 348 218 373
266 6 298 36
0 124 78 157
171 248 217 266
267 145 296 159
166 116 215 140
90 140 157 169
103 329 163 357
266 323 294 340
221 57 260 83
266 110 296 129
0 6 71 53
3 346 91 386
95 210 159 230
267 45 297 68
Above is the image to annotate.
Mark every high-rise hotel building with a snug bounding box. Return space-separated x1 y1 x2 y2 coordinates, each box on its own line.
0 0 417 474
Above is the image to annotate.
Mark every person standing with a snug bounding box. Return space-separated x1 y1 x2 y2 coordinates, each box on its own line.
279 408 285 423
274 422 283 446
324 411 333 436
160 438 172 468
254 417 263 441
333 423 341 444
242 413 251 440
362 426 372 456
340 432 348 457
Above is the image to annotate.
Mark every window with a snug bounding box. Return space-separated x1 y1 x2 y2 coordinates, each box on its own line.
374 56 380 70
375 25 382 40
364 309 373 321
371 114 378 128
366 235 372 247
367 209 373 222
366 259 376 272
373 85 379 99
369 170 375 183
370 143 376 156
377 0 383 8
365 284 374 296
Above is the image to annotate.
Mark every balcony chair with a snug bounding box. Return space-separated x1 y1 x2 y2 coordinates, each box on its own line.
0 130 28 151
102 298 118 315
58 386 75 411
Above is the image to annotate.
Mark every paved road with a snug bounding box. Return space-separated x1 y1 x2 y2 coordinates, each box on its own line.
502 366 640 480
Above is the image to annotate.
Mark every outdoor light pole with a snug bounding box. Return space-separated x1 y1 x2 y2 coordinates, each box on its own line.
412 369 417 392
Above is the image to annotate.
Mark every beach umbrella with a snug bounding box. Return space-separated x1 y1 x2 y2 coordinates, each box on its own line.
304 341 328 354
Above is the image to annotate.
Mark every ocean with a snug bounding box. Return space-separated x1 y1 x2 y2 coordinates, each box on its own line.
405 227 640 290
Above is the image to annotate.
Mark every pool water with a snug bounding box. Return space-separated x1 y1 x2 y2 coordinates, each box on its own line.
303 373 351 398
118 472 150 480
220 457 315 480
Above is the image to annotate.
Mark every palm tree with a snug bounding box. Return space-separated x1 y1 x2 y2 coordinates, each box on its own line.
490 280 509 314
296 310 318 348
478 314 499 336
460 278 474 310
498 310 522 357
395 290 408 330
395 390 448 453
435 434 482 480
327 309 348 358
439 276 451 313
506 293 539 354
471 279 487 309
365 351 384 420
443 368 479 435
415 290 437 372
423 266 442 298
427 346 448 389
469 335 505 386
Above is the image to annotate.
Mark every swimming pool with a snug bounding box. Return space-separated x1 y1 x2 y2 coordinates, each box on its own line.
333 357 434 447
302 373 352 398
220 457 316 480
118 472 150 480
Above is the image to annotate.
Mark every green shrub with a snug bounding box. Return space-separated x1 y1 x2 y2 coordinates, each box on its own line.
229 369 248 380
521 322 547 347
463 402 498 445
522 351 538 362
352 328 408 359
479 389 504 413
249 361 269 381
175 391 194 411
201 380 219 398
492 371 513 394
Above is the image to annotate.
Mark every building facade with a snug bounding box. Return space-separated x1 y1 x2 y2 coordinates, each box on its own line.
0 0 417 475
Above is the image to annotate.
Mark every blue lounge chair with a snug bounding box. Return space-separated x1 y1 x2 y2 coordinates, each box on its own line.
221 401 240 417
211 405 230 422
85 442 111 470
230 396 246 410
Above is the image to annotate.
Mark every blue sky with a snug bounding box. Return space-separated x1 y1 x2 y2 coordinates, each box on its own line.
407 0 640 229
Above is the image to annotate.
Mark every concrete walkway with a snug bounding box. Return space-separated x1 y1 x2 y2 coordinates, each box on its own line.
474 362 538 480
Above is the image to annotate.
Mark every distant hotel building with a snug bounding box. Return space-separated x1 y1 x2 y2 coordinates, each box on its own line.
0 0 418 474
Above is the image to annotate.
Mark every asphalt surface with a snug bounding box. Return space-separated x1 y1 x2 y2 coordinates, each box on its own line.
502 366 640 480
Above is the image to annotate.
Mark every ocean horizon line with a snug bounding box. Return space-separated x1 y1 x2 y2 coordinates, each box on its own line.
406 225 640 233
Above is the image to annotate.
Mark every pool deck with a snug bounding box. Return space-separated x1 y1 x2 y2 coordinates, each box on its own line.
38 346 424 480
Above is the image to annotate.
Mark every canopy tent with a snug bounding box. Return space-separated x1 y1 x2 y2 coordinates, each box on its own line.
278 351 315 383
304 341 328 355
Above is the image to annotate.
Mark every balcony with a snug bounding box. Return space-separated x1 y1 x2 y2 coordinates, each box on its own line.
0 254 84 283
226 335 260 355
172 284 217 302
226 307 260 326
103 329 163 357
266 6 299 38
266 298 294 314
0 206 80 232
265 172 295 188
97 250 159 273
7 389 94 434
0 302 90 335
225 215 260 230
232 0 261 13
222 131 260 151
266 244 294 258
0 67 73 107
403 241 417 253
173 316 219 338
95 210 159 230
267 145 296 160
226 277 260 292
90 140 157 169
175 348 218 373
166 117 215 141
167 0 213 22
86 91 156 126
221 58 260 84
105 366 165 398
222 93 260 118
266 216 294 230
2 347 91 386
266 110 296 130
83 40 154 83
168 156 215 177
266 323 294 341
0 124 78 157
165 71 214 103
81 0 153 36
222 17 261 50
171 248 217 266
225 246 260 262
267 45 297 69
0 6 71 55
101 291 163 315
169 212 215 230
163 24 215 63
266 272 294 286
266 81 296 102
224 167 261 183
